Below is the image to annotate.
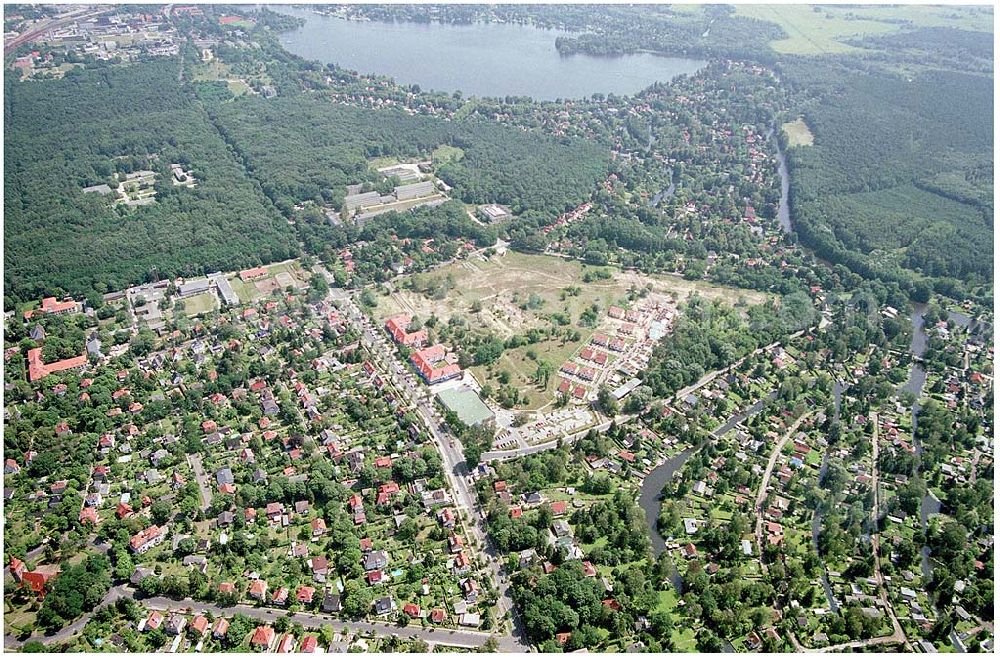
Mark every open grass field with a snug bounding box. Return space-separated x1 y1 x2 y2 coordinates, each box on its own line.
822 4 992 33
782 118 815 147
191 59 253 97
671 626 698 652
375 252 634 338
734 5 893 54
470 335 581 410
431 144 465 164
637 270 770 307
227 79 251 96
183 291 218 317
227 275 259 303
377 252 768 337
737 5 992 55
191 59 231 81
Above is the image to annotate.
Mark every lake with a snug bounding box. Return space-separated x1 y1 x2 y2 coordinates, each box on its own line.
273 6 706 101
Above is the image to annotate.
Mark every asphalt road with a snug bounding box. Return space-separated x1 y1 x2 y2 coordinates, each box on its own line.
321 274 531 650
139 591 509 650
187 453 213 511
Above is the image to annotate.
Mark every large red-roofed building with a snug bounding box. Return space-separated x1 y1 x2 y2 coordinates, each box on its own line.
23 297 79 320
27 348 87 382
239 266 268 281
384 314 428 347
410 344 462 384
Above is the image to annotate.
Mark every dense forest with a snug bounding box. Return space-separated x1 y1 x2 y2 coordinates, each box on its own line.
211 94 610 217
3 60 298 307
848 27 993 76
781 60 993 299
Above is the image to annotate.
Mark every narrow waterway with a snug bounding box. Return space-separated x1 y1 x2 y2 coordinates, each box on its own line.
712 390 777 437
811 503 840 613
646 123 675 207
902 304 929 462
636 445 698 595
639 445 697 558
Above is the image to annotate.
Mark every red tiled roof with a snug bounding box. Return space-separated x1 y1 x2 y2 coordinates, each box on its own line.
212 618 230 637
385 315 428 347
24 297 77 320
277 633 295 653
27 348 87 382
410 344 461 383
191 615 209 634
129 525 161 551
251 626 275 647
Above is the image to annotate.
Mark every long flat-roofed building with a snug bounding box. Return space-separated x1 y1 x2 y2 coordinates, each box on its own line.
178 278 210 297
344 190 381 211
394 180 435 201
213 275 239 306
478 204 512 223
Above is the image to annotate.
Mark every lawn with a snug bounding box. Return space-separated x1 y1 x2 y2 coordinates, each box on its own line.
783 118 815 147
191 59 252 97
654 588 679 614
267 261 302 278
191 59 233 83
709 505 734 522
183 291 218 317
228 79 251 96
580 536 609 555
470 336 581 410
432 144 465 164
228 275 260 303
671 626 698 652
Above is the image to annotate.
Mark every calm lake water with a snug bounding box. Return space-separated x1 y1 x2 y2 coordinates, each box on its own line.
273 6 706 101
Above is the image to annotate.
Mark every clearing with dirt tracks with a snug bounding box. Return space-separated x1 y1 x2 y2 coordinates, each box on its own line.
374 252 771 410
